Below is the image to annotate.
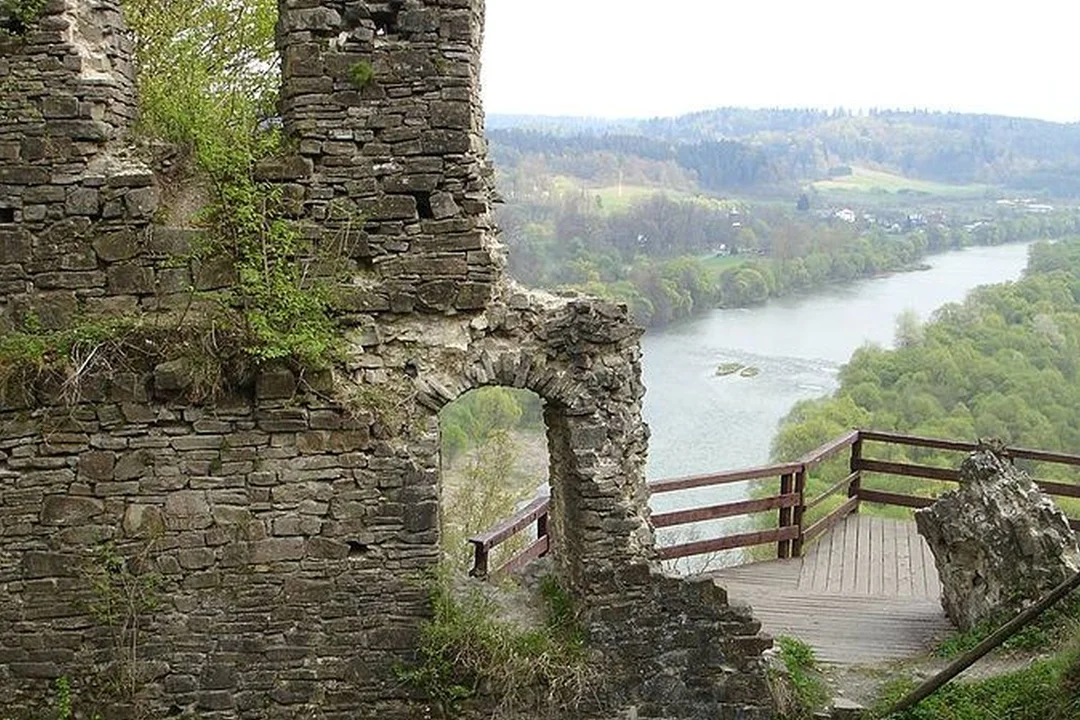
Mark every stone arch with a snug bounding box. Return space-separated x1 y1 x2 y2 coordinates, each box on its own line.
410 297 658 591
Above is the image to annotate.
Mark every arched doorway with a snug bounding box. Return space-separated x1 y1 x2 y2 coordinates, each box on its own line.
438 385 548 572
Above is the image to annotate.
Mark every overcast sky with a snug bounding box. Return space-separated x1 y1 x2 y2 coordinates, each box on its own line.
482 0 1078 123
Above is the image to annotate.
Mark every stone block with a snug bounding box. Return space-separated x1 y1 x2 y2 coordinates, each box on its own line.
251 537 306 563
41 95 78 119
107 262 154 294
154 359 192 393
256 367 297 400
21 552 74 578
192 256 236 290
363 194 417 221
454 281 491 309
148 226 199 256
164 491 212 530
256 408 308 433
416 279 457 310
34 271 105 290
77 450 115 481
122 504 165 536
124 187 159 218
177 548 215 570
0 227 32 263
428 191 460 220
253 156 313 182
92 230 139 261
40 495 103 525
65 187 100 216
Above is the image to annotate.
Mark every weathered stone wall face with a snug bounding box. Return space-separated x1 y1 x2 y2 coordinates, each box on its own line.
0 378 435 718
0 0 160 333
0 2 775 718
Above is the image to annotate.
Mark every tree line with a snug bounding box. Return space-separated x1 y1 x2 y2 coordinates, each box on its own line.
493 108 1080 195
500 190 1080 327
772 237 1080 509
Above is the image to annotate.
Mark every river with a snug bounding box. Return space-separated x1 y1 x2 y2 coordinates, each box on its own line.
640 241 1035 549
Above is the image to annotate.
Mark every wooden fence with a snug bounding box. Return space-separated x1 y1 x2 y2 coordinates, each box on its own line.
468 430 1080 578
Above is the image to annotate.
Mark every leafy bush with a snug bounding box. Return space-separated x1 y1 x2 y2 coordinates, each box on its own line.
398 576 596 718
349 61 375 89
0 0 45 35
122 0 340 367
769 636 830 719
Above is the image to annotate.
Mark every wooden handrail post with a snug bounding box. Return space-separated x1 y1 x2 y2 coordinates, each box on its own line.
849 434 863 512
469 543 489 578
792 467 807 557
778 473 794 559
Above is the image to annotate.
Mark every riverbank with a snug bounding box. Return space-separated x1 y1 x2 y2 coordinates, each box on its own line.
640 241 1035 482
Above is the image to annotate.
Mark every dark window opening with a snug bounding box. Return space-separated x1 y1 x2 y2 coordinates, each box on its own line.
0 16 28 35
412 192 434 220
347 540 370 557
372 9 398 37
0 208 14 224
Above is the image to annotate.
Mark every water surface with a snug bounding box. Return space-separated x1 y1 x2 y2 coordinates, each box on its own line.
640 242 1034 527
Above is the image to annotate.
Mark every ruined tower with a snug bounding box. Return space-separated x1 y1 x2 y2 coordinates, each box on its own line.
0 2 774 718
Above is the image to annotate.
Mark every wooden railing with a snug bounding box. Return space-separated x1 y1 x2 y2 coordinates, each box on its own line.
468 430 1080 578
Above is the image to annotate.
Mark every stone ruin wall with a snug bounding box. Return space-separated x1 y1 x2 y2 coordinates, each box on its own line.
0 1 774 718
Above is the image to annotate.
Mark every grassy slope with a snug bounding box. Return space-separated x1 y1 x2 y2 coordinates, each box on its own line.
547 175 734 214
813 166 993 200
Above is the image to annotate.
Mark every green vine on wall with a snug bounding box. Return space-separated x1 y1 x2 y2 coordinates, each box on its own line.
128 0 348 369
198 140 342 367
82 540 162 704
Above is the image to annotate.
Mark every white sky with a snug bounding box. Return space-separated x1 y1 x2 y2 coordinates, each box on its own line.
482 0 1079 123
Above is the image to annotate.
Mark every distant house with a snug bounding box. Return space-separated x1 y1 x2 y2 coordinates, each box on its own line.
834 208 857 223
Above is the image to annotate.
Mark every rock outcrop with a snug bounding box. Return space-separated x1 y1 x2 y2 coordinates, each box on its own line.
915 447 1080 629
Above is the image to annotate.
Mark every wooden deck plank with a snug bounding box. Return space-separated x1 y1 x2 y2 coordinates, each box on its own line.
857 512 871 594
841 509 858 595
809 524 832 592
707 514 951 666
871 516 884 595
896 521 913 597
827 513 846 592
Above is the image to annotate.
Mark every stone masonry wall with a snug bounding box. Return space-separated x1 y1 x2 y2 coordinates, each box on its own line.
0 0 160 333
0 1 776 718
272 0 501 314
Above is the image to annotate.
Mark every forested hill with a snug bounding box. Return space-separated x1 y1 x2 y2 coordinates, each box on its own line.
490 108 1080 196
772 237 1080 462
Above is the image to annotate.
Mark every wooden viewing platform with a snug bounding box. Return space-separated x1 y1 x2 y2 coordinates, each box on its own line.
708 514 951 664
471 430 1080 665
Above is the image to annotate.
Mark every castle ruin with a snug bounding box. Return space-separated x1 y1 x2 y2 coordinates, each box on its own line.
0 1 773 717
